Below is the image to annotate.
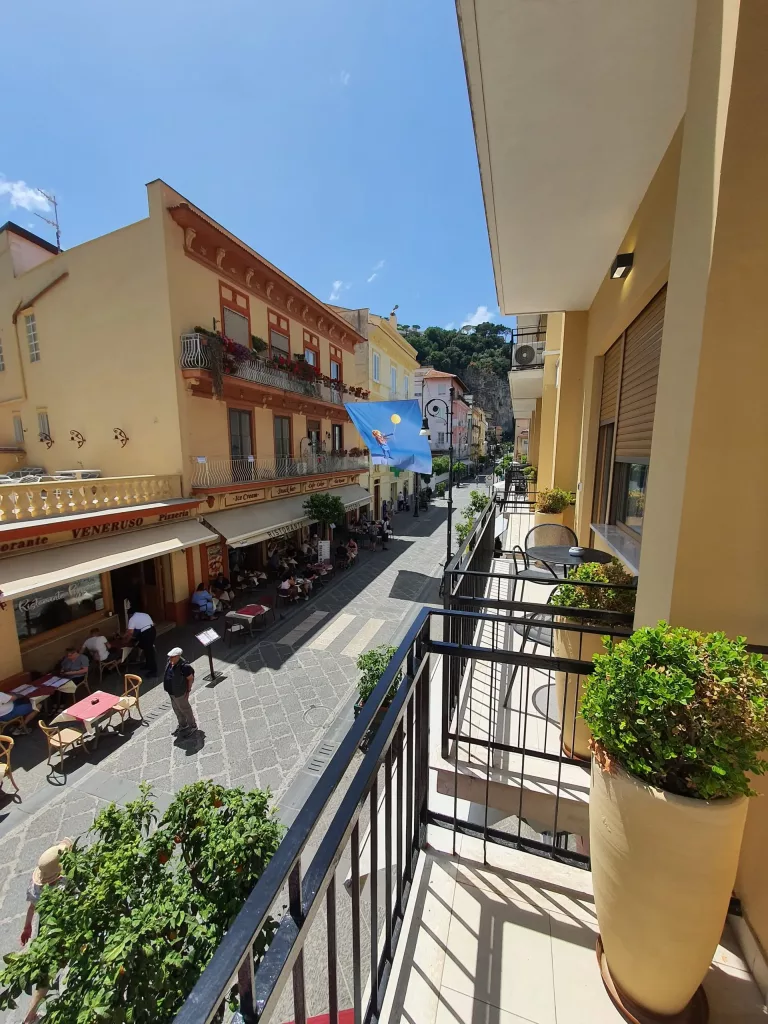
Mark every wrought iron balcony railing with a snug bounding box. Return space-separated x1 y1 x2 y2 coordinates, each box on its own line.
190 453 368 488
180 333 347 405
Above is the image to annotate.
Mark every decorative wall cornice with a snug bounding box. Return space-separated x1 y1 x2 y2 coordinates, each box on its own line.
168 204 361 353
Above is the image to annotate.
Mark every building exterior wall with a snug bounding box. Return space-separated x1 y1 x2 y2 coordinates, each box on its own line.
0 216 184 478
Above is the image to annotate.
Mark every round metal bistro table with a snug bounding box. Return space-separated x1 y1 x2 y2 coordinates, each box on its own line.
526 545 614 575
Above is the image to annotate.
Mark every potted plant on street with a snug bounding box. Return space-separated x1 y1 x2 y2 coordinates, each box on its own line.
353 645 401 748
533 487 573 528
581 624 768 1021
551 558 635 758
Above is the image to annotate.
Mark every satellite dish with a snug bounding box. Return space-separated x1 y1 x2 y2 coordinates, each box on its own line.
514 345 537 366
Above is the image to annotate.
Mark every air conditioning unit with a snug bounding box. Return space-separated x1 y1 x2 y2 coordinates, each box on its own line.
513 345 538 366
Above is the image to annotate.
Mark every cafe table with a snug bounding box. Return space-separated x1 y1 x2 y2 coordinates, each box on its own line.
526 544 614 579
227 603 271 635
51 689 121 747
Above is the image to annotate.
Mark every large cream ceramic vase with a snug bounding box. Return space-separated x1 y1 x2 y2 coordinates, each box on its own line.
590 762 748 1017
533 511 564 528
552 625 603 759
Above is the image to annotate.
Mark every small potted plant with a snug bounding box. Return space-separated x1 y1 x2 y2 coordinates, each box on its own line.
353 645 400 747
582 624 768 1020
534 487 573 528
551 558 635 758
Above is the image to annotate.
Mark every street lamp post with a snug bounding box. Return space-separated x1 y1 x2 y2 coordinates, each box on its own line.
421 386 455 565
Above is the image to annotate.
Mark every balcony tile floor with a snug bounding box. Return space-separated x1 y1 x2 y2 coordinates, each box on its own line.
380 826 767 1024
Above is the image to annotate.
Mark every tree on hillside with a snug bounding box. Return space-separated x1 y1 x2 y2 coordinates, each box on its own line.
398 322 511 381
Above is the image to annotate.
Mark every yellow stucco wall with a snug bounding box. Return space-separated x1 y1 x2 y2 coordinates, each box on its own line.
0 217 183 478
573 123 683 542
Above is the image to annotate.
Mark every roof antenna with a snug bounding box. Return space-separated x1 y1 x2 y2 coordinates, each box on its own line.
34 189 61 252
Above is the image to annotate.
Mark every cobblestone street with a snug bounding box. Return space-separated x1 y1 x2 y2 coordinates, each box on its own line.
0 486 481 1022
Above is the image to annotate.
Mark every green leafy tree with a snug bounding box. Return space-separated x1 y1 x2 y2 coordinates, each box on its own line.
431 455 450 476
357 645 401 705
465 490 489 518
303 493 347 537
0 782 283 1024
398 322 511 382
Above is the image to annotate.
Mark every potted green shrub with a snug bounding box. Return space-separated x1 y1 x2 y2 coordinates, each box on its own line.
551 559 635 758
353 645 401 745
533 486 573 528
581 624 768 1020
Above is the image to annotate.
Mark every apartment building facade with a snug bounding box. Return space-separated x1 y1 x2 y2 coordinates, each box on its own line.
0 184 370 683
413 368 472 462
459 0 768 988
332 305 421 516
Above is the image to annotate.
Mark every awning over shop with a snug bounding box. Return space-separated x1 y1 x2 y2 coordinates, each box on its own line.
0 520 218 600
204 485 372 549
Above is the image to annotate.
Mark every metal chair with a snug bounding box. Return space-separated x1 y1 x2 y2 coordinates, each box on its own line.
0 735 19 793
114 674 144 732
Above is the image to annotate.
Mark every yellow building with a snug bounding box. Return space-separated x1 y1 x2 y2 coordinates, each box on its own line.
0 183 370 683
459 0 768 985
471 403 488 464
332 305 421 516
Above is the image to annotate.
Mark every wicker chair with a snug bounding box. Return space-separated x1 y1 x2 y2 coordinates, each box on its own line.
39 720 85 772
113 674 144 732
0 735 18 793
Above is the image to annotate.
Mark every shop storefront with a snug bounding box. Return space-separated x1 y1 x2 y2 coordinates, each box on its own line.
202 481 371 573
0 500 215 681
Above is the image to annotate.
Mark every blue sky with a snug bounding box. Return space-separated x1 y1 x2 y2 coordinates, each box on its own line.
0 0 510 332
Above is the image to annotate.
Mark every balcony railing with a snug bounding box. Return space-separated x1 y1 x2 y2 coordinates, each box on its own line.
191 453 368 488
181 333 347 405
0 474 182 523
509 325 547 371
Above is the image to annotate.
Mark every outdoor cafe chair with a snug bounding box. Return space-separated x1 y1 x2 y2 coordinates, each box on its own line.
39 719 86 772
114 674 144 732
0 735 19 794
224 614 252 645
98 654 123 683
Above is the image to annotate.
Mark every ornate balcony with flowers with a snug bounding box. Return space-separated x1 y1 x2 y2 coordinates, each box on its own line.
179 331 369 418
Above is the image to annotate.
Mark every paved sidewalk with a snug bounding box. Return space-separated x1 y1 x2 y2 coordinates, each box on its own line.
0 486 480 1022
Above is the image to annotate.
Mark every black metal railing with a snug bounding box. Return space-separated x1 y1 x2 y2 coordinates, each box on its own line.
174 600 616 1024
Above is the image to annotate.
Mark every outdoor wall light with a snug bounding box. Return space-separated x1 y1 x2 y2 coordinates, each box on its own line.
419 416 430 437
610 252 634 279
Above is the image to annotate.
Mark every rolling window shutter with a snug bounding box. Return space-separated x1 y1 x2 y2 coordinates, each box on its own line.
600 341 621 423
615 287 666 460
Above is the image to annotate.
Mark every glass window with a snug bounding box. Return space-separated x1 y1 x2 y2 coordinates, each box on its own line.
437 432 445 444
304 348 316 366
270 330 290 359
25 313 40 362
332 423 343 452
390 366 397 392
274 415 292 458
14 575 104 640
438 381 447 395
12 415 23 444
228 408 253 460
372 352 380 382
330 360 341 380
37 411 50 439
592 423 614 525
404 376 409 398
612 461 649 535
223 306 250 347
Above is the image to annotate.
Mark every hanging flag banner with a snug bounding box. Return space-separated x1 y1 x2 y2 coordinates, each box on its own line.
344 399 433 475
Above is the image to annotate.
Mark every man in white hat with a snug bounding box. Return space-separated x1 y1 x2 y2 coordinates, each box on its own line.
20 840 72 1023
163 647 197 737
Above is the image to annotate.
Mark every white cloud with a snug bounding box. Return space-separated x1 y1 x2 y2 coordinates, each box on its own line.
367 273 377 284
340 70 351 86
329 280 352 302
444 322 455 330
366 259 385 284
0 177 50 212
462 305 495 327
372 259 385 272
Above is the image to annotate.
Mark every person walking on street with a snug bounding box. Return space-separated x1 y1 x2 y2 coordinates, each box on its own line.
163 647 197 737
127 607 157 675
20 840 72 1024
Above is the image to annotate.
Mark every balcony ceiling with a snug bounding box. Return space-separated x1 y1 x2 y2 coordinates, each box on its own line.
457 0 696 314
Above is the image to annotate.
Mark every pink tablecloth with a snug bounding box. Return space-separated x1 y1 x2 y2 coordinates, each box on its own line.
235 604 268 619
67 690 120 722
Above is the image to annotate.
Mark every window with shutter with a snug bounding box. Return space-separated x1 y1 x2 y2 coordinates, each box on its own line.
223 307 250 347
614 287 666 461
600 340 622 424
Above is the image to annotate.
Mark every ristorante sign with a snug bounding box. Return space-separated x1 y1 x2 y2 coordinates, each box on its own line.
0 505 198 552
